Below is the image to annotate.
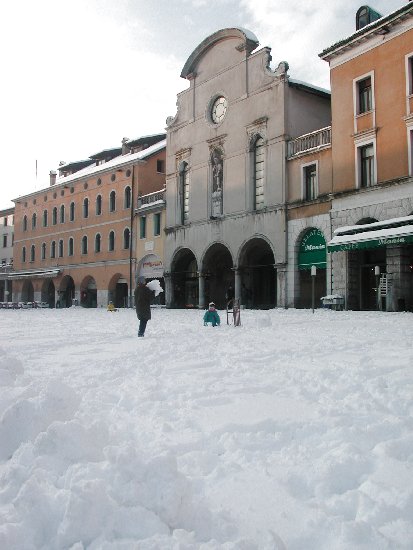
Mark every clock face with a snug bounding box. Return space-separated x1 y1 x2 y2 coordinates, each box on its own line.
211 96 228 124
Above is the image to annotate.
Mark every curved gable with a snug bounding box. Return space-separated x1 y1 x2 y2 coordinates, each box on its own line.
181 27 259 79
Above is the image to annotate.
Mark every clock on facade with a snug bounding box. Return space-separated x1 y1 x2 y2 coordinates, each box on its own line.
211 96 228 124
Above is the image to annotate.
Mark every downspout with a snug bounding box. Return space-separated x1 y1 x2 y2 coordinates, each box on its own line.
129 164 135 308
283 77 289 309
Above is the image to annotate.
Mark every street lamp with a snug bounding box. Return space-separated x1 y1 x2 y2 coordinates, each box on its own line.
311 265 317 313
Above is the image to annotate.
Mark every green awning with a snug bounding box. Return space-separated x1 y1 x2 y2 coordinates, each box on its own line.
298 228 327 269
328 217 413 252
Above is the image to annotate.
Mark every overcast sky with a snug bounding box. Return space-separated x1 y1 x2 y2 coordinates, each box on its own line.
0 0 402 209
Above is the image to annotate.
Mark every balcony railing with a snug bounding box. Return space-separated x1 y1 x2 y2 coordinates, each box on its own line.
137 188 165 209
287 126 331 158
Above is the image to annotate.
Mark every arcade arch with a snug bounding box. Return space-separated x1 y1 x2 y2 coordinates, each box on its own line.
238 237 276 309
170 248 198 308
108 273 128 308
58 275 75 308
201 243 233 309
80 276 97 308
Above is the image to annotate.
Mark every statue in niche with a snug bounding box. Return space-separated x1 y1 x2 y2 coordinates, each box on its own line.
211 150 223 192
211 149 223 216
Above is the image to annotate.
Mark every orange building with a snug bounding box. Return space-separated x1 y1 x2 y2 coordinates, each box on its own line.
11 135 166 308
319 3 413 311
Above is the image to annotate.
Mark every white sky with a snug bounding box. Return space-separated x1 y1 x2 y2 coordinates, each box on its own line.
0 0 402 209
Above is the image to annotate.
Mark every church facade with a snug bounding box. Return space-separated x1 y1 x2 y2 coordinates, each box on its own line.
164 28 331 309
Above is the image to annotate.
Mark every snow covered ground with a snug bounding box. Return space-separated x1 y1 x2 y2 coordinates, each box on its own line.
0 307 412 549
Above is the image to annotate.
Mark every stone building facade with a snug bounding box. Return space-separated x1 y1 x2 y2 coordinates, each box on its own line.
164 28 331 309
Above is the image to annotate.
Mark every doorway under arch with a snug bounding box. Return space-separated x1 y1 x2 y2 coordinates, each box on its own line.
202 243 233 309
59 275 75 307
80 276 97 308
238 238 276 309
41 279 55 307
171 248 198 308
297 228 327 309
21 280 34 302
108 273 129 308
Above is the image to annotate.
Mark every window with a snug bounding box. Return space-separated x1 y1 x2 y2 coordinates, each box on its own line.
356 6 369 30
83 198 89 218
95 233 101 253
3 235 7 247
108 231 115 251
23 216 27 231
140 216 146 239
52 207 57 225
153 212 161 236
58 239 64 257
22 246 26 263
60 205 65 223
32 213 37 229
41 242 46 260
124 186 131 209
43 210 48 227
302 163 317 201
179 161 189 224
109 191 116 212
359 144 375 188
3 217 7 227
81 235 88 254
157 159 165 173
30 245 35 262
51 241 56 258
70 202 75 222
253 137 265 210
68 237 74 256
358 77 372 114
123 228 130 249
96 195 102 215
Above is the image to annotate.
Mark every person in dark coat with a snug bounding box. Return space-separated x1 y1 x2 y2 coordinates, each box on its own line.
134 276 154 337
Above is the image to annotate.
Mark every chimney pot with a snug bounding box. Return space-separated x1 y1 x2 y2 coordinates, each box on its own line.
49 170 57 186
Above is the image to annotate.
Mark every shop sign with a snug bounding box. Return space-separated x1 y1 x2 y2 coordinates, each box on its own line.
298 228 327 270
140 254 164 278
328 233 413 252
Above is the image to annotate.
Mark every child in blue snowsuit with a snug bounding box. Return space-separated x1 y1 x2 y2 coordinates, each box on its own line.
203 302 220 327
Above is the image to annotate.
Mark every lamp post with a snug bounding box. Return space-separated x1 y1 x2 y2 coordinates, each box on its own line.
375 265 380 311
311 265 316 313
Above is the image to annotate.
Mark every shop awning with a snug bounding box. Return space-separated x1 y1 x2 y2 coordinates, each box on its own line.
328 215 413 252
7 269 61 280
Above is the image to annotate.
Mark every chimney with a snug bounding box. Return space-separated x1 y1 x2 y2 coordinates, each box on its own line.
122 137 130 155
49 170 57 186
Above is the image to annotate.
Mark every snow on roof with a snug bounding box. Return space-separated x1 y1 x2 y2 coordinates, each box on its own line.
320 3 413 59
333 215 413 236
53 139 166 186
288 78 331 97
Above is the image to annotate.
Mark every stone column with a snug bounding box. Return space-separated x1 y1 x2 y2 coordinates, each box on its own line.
198 272 205 309
234 268 241 304
164 272 173 308
386 246 410 312
276 264 287 308
4 278 9 302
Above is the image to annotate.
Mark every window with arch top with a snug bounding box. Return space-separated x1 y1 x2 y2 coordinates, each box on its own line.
253 136 265 210
109 191 116 212
179 161 189 225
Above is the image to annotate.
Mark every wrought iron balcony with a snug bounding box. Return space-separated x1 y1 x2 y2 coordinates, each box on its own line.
287 126 331 158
